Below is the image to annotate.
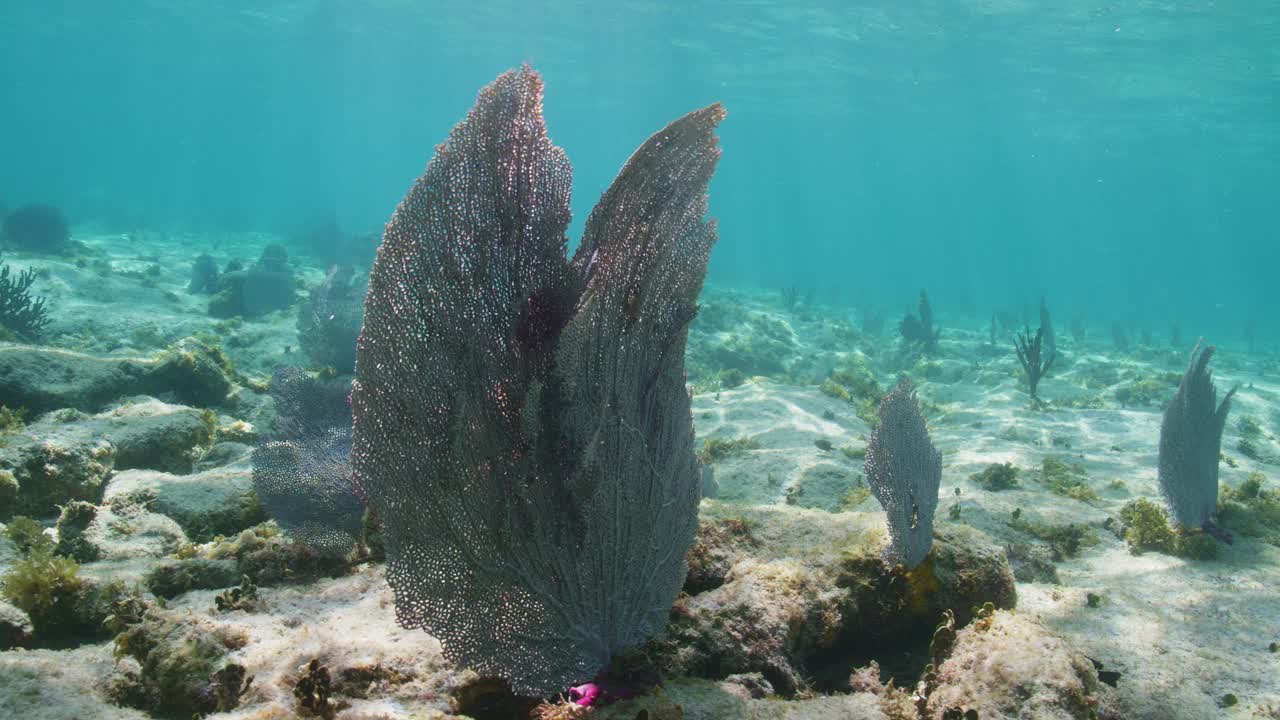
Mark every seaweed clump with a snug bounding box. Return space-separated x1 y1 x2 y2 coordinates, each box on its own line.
970 462 1019 491
820 356 883 427
1114 498 1219 560
1039 456 1097 502
110 607 250 716
1217 471 1280 546
0 525 129 644
697 435 761 465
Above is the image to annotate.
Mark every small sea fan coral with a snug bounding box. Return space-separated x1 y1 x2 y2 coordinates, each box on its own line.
0 253 50 339
352 66 723 695
251 366 364 553
1158 339 1236 530
296 264 366 373
864 377 941 569
2 204 69 253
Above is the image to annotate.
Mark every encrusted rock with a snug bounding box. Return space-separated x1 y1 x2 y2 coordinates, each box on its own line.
685 516 757 594
111 607 247 717
103 464 263 542
0 424 114 519
93 399 215 473
926 610 1099 720
654 505 1018 698
79 502 188 561
0 598 34 649
0 337 233 414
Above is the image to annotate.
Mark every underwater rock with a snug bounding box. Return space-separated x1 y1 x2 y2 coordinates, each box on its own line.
144 336 235 408
144 558 240 599
53 500 99 562
0 422 114 519
0 597 34 648
685 516 757 595
927 525 1019 623
0 645 152 720
103 464 262 542
0 336 233 414
187 253 219 294
1 203 69 253
655 511 1016 698
0 345 149 414
111 606 248 717
98 399 215 473
658 557 847 696
76 502 187 562
208 243 297 318
9 398 214 479
193 440 252 471
1004 542 1061 584
593 678 887 720
925 610 1099 720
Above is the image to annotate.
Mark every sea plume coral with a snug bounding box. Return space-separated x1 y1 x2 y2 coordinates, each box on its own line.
351 66 723 696
252 367 364 553
0 252 50 339
864 377 941 569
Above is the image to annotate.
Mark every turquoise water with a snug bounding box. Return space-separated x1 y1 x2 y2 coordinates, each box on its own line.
3 4 1280 717
2 2 1275 339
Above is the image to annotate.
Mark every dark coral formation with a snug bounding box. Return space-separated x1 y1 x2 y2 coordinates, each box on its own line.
209 244 297 318
296 264 366 373
864 377 941 569
1158 339 1236 531
899 289 940 353
2 203 69 253
299 215 379 270
351 66 723 696
0 252 50 339
188 253 220 294
1013 323 1056 403
252 367 363 553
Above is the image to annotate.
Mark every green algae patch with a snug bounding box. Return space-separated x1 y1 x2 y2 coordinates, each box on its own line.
970 462 1019 491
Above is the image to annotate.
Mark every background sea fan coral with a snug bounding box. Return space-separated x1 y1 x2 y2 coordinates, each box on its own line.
864 377 942 569
1158 339 1236 529
296 264 366 373
351 66 723 695
252 366 364 553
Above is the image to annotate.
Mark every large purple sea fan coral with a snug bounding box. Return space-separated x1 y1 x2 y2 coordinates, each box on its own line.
864 377 942 569
350 67 724 696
